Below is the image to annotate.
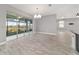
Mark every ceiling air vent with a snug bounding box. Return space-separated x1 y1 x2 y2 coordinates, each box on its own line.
48 4 52 7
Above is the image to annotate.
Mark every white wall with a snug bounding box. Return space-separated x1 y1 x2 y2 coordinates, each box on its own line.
0 5 7 43
33 14 57 34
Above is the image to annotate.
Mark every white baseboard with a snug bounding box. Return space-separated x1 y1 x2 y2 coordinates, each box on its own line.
37 32 56 35
0 41 6 46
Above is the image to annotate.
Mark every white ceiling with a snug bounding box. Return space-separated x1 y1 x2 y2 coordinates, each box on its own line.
10 4 79 19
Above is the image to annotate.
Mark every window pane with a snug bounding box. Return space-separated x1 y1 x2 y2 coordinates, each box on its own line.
59 21 64 28
6 13 33 37
18 19 26 34
6 19 17 36
28 20 32 31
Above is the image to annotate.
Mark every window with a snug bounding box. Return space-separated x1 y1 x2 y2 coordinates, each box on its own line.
59 21 64 28
6 13 33 37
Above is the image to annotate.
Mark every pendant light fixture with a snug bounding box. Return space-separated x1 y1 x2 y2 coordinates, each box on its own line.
34 8 42 18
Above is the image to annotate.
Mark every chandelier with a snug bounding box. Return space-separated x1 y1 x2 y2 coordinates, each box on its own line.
34 8 42 18
34 14 42 18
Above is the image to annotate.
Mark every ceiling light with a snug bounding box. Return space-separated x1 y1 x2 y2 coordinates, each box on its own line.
37 14 42 18
34 14 37 18
34 14 42 18
34 8 42 18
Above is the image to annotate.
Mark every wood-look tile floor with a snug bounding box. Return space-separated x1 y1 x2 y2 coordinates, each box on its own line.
0 33 75 55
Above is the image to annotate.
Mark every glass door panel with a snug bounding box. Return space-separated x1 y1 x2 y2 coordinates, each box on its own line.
18 19 26 37
28 20 32 32
6 18 18 41
7 19 18 36
26 20 32 35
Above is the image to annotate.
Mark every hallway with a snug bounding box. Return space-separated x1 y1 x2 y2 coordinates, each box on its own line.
0 33 75 55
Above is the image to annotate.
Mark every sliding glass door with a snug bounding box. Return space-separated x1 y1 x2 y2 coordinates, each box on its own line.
6 12 33 40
